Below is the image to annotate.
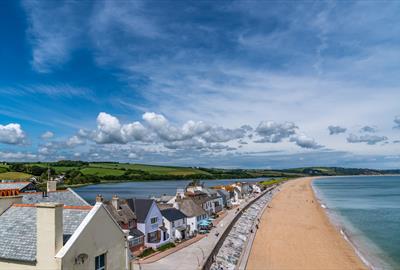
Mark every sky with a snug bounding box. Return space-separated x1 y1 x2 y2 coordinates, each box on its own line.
1 0 400 169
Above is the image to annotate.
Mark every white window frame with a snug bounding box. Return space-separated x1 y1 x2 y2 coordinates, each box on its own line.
95 253 106 270
150 217 158 224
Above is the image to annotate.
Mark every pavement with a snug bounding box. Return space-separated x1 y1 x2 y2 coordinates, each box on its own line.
131 193 264 270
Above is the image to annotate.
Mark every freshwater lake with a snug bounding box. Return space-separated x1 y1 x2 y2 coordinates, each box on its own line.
74 178 265 204
313 176 400 270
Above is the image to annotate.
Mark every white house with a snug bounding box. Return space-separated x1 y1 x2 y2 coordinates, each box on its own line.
127 198 170 249
175 198 208 236
161 208 187 241
0 202 129 270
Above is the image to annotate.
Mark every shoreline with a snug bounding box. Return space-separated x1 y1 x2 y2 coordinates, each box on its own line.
312 177 397 270
311 178 375 270
247 177 367 270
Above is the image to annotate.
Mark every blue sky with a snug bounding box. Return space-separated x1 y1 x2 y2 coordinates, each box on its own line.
1 0 400 169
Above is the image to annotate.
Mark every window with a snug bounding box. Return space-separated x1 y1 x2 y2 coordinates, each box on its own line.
95 253 106 270
150 217 158 224
130 236 143 247
171 221 175 227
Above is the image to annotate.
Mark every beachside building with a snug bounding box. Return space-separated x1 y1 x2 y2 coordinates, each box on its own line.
126 198 170 249
0 201 129 270
216 189 232 209
104 195 145 256
161 208 188 241
175 198 208 236
0 181 36 197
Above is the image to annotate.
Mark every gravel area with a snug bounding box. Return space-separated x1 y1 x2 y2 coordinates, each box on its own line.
210 190 276 270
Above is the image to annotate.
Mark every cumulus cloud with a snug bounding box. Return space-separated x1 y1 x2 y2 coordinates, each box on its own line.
328 125 346 135
89 112 249 150
0 123 26 144
394 116 400 129
0 151 37 160
290 134 323 149
360 126 377 133
66 135 85 147
255 121 297 143
92 112 149 144
41 131 54 139
347 134 388 145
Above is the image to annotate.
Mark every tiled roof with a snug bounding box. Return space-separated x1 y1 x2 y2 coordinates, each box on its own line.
0 205 90 262
0 182 31 190
21 188 89 206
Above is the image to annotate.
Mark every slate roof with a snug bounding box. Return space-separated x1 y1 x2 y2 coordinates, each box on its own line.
161 208 187 222
177 198 206 218
0 205 90 262
0 182 31 190
21 188 89 206
217 189 230 198
130 228 144 238
126 198 155 223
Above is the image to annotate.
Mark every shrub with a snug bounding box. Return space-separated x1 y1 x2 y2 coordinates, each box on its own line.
157 242 176 252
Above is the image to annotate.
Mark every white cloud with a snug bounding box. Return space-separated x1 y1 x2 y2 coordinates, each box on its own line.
347 134 388 145
360 126 377 133
255 121 297 143
328 125 347 135
0 151 36 160
41 131 54 139
394 116 400 129
290 134 323 149
66 135 85 147
0 123 26 145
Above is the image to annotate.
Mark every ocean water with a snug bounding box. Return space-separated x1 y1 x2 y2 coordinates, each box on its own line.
74 178 265 204
313 176 400 270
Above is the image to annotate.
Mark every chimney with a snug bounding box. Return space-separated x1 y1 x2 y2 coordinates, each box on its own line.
0 195 22 215
96 194 104 203
47 180 57 192
36 203 63 269
112 195 119 209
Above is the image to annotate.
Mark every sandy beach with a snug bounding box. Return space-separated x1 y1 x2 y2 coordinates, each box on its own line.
246 177 367 270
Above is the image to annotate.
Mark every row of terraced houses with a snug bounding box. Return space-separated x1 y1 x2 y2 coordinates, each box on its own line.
0 179 261 270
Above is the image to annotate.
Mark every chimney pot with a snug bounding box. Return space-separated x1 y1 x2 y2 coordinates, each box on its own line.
112 194 119 209
96 194 104 203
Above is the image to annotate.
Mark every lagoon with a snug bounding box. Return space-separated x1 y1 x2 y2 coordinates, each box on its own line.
74 178 265 204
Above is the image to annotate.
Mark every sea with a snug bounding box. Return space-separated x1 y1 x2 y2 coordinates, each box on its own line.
313 176 400 270
74 177 265 204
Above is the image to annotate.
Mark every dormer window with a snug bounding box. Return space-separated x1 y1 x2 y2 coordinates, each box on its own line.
150 217 158 224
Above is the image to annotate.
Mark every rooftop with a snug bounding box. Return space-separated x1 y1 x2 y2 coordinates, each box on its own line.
0 204 91 262
126 198 155 223
21 188 89 206
161 208 187 222
0 181 32 190
177 198 206 217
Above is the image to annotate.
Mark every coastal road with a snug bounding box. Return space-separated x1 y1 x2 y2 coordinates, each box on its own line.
132 195 258 270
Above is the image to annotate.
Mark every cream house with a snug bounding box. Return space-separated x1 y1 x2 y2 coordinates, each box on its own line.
0 201 130 270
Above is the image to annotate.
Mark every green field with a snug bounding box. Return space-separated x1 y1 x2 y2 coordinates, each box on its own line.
0 172 32 180
80 167 127 177
88 163 210 176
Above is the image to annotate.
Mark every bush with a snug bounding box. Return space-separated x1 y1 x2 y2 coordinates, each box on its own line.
138 248 156 258
157 242 176 252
